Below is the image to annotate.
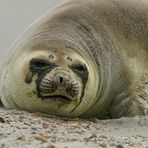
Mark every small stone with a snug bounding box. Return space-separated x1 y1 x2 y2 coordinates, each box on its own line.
40 132 49 138
24 121 31 126
16 136 24 140
110 142 116 146
70 138 78 141
138 117 145 126
0 144 7 148
99 142 107 147
102 121 107 125
31 126 37 130
47 144 55 148
88 118 98 123
11 109 19 115
116 144 124 148
88 134 97 139
42 122 49 128
31 131 37 134
33 135 48 143
0 117 5 123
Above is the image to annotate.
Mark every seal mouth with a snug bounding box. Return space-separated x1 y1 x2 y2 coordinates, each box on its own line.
41 95 72 103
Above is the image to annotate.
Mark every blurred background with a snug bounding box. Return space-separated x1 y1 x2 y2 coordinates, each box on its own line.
0 0 65 64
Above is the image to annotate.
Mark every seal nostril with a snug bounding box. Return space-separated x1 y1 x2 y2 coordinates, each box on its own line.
60 77 63 84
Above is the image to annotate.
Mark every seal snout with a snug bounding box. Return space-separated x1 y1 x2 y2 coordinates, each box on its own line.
37 72 79 101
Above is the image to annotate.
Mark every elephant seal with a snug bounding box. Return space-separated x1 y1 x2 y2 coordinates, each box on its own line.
0 0 148 119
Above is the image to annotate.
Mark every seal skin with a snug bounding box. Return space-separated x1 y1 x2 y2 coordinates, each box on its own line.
0 0 148 119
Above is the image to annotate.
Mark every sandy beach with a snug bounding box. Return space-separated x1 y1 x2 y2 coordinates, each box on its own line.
0 0 148 147
0 107 148 148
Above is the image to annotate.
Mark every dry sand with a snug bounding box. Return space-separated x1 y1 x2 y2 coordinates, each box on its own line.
0 107 148 148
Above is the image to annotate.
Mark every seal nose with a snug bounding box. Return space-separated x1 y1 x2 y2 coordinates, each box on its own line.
55 74 67 86
60 76 63 84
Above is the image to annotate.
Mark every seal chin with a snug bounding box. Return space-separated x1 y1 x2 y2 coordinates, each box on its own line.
40 95 75 103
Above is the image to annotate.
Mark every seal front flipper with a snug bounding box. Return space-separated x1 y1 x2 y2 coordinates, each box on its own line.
110 74 148 118
130 74 148 116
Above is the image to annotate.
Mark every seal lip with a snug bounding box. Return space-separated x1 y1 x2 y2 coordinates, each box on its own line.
40 95 73 103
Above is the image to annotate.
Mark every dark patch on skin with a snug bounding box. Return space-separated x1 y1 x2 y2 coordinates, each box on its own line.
48 55 54 59
69 63 88 112
25 57 88 111
28 58 57 98
67 57 72 61
25 58 56 84
29 58 56 73
66 82 79 97
25 70 34 83
35 69 55 98
70 63 88 77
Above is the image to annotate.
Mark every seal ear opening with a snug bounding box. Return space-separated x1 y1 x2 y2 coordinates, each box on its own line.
25 70 34 83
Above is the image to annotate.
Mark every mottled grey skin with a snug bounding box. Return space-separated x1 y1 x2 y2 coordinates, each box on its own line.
0 0 148 119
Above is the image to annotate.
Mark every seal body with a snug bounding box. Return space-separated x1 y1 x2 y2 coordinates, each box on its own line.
0 0 148 119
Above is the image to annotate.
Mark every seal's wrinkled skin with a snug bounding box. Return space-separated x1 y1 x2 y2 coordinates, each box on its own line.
0 0 148 119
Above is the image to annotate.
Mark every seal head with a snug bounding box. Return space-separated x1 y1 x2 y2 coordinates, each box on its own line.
0 37 99 117
25 44 89 112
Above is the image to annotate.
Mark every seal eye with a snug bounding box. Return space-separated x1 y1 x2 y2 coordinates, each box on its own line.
34 61 47 68
30 58 56 72
70 64 87 75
